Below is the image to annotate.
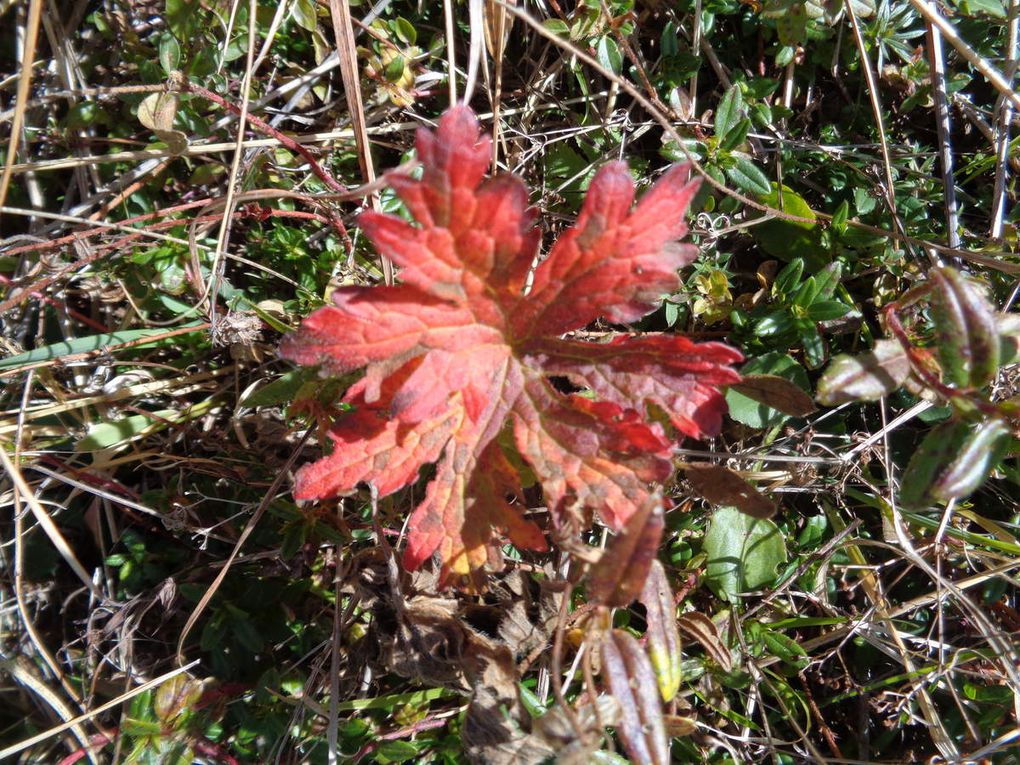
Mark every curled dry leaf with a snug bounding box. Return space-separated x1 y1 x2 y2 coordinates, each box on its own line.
639 559 683 701
684 463 777 519
677 612 733 672
531 693 623 765
728 373 816 417
664 714 699 737
137 92 188 155
587 494 664 608
345 551 557 765
601 628 670 765
281 106 741 584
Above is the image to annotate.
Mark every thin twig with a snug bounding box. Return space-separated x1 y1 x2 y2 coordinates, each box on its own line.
926 17 961 261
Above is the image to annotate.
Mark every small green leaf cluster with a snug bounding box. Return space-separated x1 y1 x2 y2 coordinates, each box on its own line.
734 257 857 369
664 85 773 198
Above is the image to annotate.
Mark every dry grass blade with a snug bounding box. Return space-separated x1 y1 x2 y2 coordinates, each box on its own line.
925 22 960 255
4 657 97 764
0 0 42 214
842 0 915 261
483 0 514 165
991 0 1020 239
205 0 259 325
909 0 1020 113
0 448 107 603
329 0 391 285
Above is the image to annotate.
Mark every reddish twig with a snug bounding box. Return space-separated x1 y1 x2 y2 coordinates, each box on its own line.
352 717 449 762
178 76 347 194
55 733 113 765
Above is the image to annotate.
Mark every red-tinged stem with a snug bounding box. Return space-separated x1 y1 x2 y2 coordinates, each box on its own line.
56 733 113 765
883 302 1002 417
192 737 242 765
1 205 338 315
673 571 698 606
37 455 143 499
1 200 215 258
352 717 449 762
0 275 112 332
180 78 347 194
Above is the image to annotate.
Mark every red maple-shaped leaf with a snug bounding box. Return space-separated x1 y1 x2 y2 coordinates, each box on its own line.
280 106 742 583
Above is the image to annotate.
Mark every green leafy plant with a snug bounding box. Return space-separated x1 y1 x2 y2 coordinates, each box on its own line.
738 257 856 369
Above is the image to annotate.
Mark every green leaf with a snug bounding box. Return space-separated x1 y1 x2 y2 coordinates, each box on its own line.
393 16 417 44
792 275 818 308
959 0 1007 17
384 54 407 82
805 300 851 321
719 117 751 152
853 186 877 215
816 339 911 405
931 419 1010 501
291 0 318 31
751 102 773 127
725 156 771 195
798 321 827 369
773 2 808 45
154 676 204 726
726 352 810 428
703 506 788 602
831 199 849 234
241 368 320 407
759 626 809 670
810 261 843 301
597 36 623 74
752 184 827 269
804 0 844 21
1000 313 1020 364
542 18 570 37
64 102 102 130
166 0 200 38
374 741 421 763
76 410 177 451
660 21 680 57
774 258 805 296
754 312 795 336
714 85 744 141
900 419 1010 508
929 267 1000 388
159 34 181 74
